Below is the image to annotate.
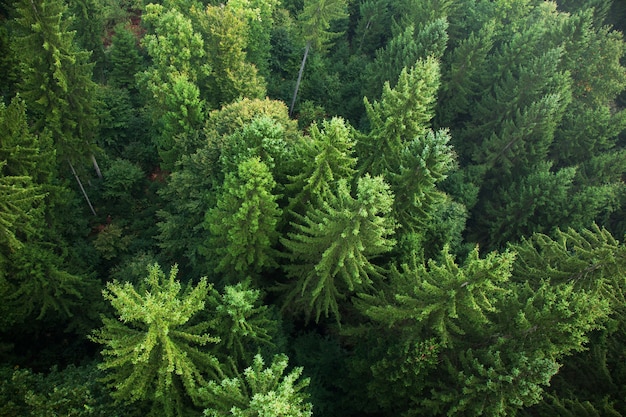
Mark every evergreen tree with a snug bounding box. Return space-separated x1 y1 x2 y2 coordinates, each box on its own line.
281 175 396 323
287 117 357 214
349 240 611 416
191 2 266 109
157 99 298 275
359 56 441 177
203 157 282 284
90 263 222 417
138 4 207 170
14 0 98 165
0 96 92 330
205 281 277 367
200 354 312 417
289 0 348 115
107 24 144 91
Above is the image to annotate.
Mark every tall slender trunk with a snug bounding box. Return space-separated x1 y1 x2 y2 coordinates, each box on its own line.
91 154 102 179
289 41 311 117
68 160 97 216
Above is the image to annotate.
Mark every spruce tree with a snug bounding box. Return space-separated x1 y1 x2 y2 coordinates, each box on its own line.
281 175 396 323
200 354 312 417
90 263 222 417
205 281 277 367
359 56 441 177
289 0 348 115
287 117 357 214
204 157 282 284
14 0 98 165
138 4 207 170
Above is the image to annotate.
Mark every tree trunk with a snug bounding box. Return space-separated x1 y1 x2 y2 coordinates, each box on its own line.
289 41 311 117
69 160 97 216
91 154 102 179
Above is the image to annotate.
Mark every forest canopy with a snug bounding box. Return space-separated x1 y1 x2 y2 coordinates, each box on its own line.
1 0 626 416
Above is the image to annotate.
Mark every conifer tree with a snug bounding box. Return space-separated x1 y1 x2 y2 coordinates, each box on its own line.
289 0 348 115
204 157 282 284
349 240 611 416
191 2 266 109
107 24 144 91
364 19 448 101
90 263 222 417
281 175 396 323
0 97 90 328
138 4 207 170
359 56 441 177
205 281 277 367
200 354 312 417
157 99 298 274
287 117 357 214
14 0 98 165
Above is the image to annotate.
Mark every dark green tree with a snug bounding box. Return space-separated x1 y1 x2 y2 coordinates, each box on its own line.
281 175 396 323
14 0 99 165
289 0 348 115
205 281 278 367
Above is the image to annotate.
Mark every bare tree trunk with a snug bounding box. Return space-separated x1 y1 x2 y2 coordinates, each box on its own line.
289 42 311 117
91 154 102 179
68 160 97 216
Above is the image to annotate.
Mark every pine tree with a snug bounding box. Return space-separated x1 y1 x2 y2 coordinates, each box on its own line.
200 354 312 417
90 263 222 417
204 157 282 284
281 175 396 323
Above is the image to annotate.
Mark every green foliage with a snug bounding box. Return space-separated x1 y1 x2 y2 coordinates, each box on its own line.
138 4 207 169
0 363 142 417
14 0 99 164
281 175 396 323
200 354 312 417
90 263 222 417
157 99 298 273
298 0 348 52
364 18 448 100
107 24 144 90
205 281 277 367
511 225 626 314
204 157 282 283
287 117 357 213
356 246 514 347
360 56 441 176
5 242 89 322
191 2 266 109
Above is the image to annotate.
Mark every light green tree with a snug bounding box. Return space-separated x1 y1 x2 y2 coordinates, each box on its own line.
138 4 208 169
200 354 312 417
359 56 441 177
191 2 266 109
90 263 222 417
203 157 282 284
